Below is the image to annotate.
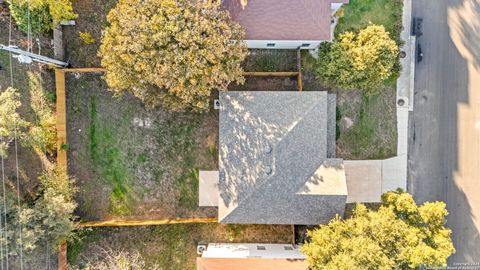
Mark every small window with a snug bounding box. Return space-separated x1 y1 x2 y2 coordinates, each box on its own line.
301 43 311 47
284 246 293 251
266 43 276 47
257 246 266 250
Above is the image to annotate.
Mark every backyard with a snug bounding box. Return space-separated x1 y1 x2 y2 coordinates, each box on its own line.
66 73 219 220
68 224 293 269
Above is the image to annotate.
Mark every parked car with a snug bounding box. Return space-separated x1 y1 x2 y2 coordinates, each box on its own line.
412 17 423 37
416 43 423 62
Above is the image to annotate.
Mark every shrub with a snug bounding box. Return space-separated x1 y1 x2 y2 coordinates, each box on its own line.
1 168 77 254
25 72 57 155
0 87 30 158
8 0 77 34
8 1 52 34
79 31 96 44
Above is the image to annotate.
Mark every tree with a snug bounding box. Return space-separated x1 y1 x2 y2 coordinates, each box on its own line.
0 168 77 257
99 0 248 112
0 87 29 158
17 168 77 252
301 190 455 270
315 24 398 94
8 0 77 34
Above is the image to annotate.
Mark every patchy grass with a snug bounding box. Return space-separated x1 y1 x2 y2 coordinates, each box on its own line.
69 224 293 269
335 0 403 43
301 53 397 160
336 88 397 159
228 49 300 91
243 49 298 72
66 74 217 220
88 95 134 215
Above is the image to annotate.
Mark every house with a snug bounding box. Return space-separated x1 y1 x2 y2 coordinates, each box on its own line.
222 0 349 49
199 91 348 225
197 243 308 270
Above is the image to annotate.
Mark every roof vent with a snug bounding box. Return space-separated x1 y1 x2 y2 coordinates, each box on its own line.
265 166 272 175
197 242 207 255
264 144 272 154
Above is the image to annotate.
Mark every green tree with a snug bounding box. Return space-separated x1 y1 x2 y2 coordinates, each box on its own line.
0 87 29 158
0 168 77 256
8 1 52 34
8 0 76 34
17 168 77 252
99 0 248 112
316 24 398 94
25 72 57 155
301 190 455 270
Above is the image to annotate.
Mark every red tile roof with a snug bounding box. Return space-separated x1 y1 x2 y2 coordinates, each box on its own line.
222 0 334 40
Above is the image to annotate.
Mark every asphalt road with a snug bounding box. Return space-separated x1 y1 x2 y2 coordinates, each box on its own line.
409 0 480 264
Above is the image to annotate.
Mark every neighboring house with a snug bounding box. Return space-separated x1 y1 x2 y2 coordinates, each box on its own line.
199 91 348 225
222 0 349 49
197 243 308 270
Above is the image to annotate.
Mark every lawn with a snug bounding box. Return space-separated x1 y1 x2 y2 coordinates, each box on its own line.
68 224 293 270
335 0 403 43
66 73 218 220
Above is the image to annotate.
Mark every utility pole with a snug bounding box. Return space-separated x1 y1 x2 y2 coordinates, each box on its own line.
0 44 69 67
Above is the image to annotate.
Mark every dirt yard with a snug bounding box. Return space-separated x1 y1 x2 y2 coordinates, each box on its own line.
66 73 218 220
69 224 293 269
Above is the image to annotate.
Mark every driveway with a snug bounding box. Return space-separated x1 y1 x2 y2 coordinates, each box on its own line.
409 0 480 264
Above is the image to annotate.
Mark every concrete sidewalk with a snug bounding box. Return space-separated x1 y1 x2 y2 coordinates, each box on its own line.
345 0 413 203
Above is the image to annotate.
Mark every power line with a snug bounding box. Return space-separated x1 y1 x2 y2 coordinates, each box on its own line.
13 120 24 270
27 0 31 52
0 140 4 270
0 137 9 270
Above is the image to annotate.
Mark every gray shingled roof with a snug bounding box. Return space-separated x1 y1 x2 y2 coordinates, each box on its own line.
218 91 347 225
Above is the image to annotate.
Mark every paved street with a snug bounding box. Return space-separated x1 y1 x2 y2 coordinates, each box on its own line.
409 0 480 264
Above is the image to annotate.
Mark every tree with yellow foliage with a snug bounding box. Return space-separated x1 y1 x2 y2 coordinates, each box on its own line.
8 0 76 34
99 0 248 112
0 88 29 158
301 190 455 270
316 24 398 94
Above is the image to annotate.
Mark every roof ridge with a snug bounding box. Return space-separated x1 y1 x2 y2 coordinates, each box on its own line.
220 93 328 222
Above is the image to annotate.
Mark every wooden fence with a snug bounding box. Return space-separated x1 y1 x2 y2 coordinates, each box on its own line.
80 217 218 227
54 59 303 269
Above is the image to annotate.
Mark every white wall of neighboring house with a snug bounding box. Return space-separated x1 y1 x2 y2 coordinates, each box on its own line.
331 3 344 14
245 40 322 49
201 243 305 259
